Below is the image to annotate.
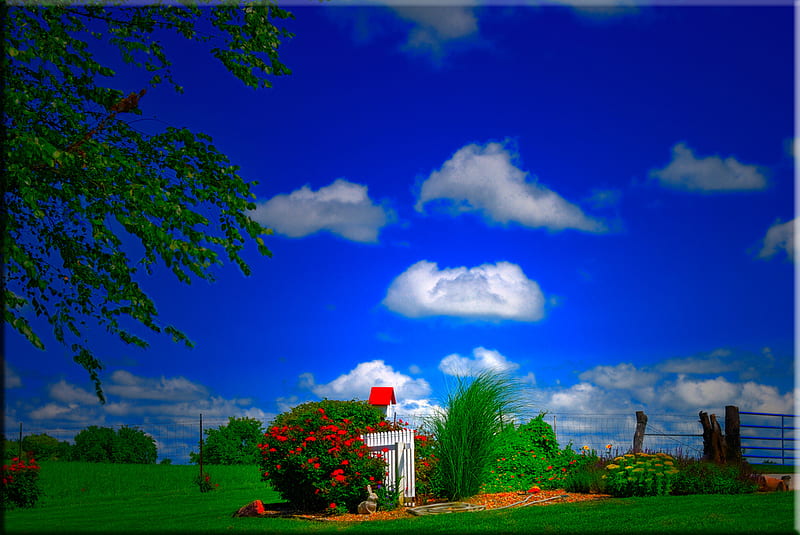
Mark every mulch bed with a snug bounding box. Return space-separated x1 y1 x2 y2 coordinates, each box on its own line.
253 490 612 522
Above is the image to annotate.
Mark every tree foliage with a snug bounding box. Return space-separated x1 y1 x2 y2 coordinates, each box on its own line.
189 416 265 465
21 433 73 461
3 1 294 402
72 425 156 463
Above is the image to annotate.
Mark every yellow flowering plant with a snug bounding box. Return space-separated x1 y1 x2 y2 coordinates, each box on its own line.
602 452 679 497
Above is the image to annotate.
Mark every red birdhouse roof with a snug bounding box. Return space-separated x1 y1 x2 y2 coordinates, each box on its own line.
368 386 396 406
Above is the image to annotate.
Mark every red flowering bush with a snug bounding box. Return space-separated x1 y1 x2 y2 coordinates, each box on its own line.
2 455 42 509
259 400 389 513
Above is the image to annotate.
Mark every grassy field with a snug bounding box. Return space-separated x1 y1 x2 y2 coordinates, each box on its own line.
3 462 796 533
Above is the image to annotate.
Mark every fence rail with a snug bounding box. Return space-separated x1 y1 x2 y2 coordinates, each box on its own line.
739 411 796 465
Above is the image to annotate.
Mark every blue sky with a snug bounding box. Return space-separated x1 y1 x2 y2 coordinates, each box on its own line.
4 2 796 458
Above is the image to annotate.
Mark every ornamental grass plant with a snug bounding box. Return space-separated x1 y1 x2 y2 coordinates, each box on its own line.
427 371 522 501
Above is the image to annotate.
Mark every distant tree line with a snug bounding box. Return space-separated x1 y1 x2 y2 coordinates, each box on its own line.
3 417 266 465
3 426 157 464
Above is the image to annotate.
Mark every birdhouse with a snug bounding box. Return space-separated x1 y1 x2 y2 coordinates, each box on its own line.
368 386 396 416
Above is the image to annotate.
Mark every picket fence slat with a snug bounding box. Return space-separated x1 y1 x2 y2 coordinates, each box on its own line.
360 428 415 503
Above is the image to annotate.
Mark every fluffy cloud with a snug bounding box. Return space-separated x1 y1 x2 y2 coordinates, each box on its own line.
439 347 520 376
649 142 767 192
658 375 795 414
103 397 270 421
250 179 392 243
300 360 433 402
105 370 209 402
392 5 480 61
29 402 96 422
579 363 659 390
758 218 795 262
415 141 606 233
50 379 99 405
383 260 545 321
655 348 738 375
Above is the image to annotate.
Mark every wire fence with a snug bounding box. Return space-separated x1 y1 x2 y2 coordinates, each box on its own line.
6 411 715 465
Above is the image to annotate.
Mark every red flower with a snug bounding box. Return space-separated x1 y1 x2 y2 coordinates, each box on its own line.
329 503 336 509
341 459 349 465
314 463 320 469
318 408 326 414
381 447 389 453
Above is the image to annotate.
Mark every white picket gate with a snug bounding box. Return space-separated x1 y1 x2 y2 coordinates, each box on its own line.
360 428 416 505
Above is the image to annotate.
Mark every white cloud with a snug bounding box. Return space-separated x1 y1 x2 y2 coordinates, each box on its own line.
438 347 520 376
659 375 791 413
250 179 392 243
649 142 768 192
393 5 480 61
579 362 659 390
29 402 95 422
105 370 209 402
655 349 738 375
104 396 270 421
416 141 606 233
5 362 21 389
383 260 546 321
49 379 98 405
757 218 795 262
301 360 433 402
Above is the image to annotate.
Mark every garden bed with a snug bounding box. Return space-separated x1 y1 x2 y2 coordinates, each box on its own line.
256 489 612 522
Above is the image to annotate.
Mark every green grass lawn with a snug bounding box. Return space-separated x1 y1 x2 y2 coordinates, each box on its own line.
3 462 796 534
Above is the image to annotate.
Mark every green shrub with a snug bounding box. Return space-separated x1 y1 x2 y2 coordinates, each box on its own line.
259 399 388 513
190 417 265 465
482 414 585 493
671 460 758 495
561 459 608 494
428 371 522 500
72 425 156 463
603 452 679 497
194 470 218 492
20 434 72 461
1 456 42 508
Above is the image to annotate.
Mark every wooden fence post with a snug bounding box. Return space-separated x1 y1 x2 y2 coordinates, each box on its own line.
700 411 725 463
633 411 647 453
725 405 741 464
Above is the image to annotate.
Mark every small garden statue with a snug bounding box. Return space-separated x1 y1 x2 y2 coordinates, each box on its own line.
357 485 378 514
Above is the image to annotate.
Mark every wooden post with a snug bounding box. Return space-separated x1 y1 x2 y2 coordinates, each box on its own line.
725 405 741 464
699 411 712 460
199 414 204 481
710 413 725 464
633 411 647 453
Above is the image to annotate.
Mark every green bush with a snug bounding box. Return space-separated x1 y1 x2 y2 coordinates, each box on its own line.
190 417 265 465
72 426 156 463
259 399 388 513
561 458 608 494
482 414 585 493
19 434 72 461
603 453 679 497
428 371 522 500
671 460 758 495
